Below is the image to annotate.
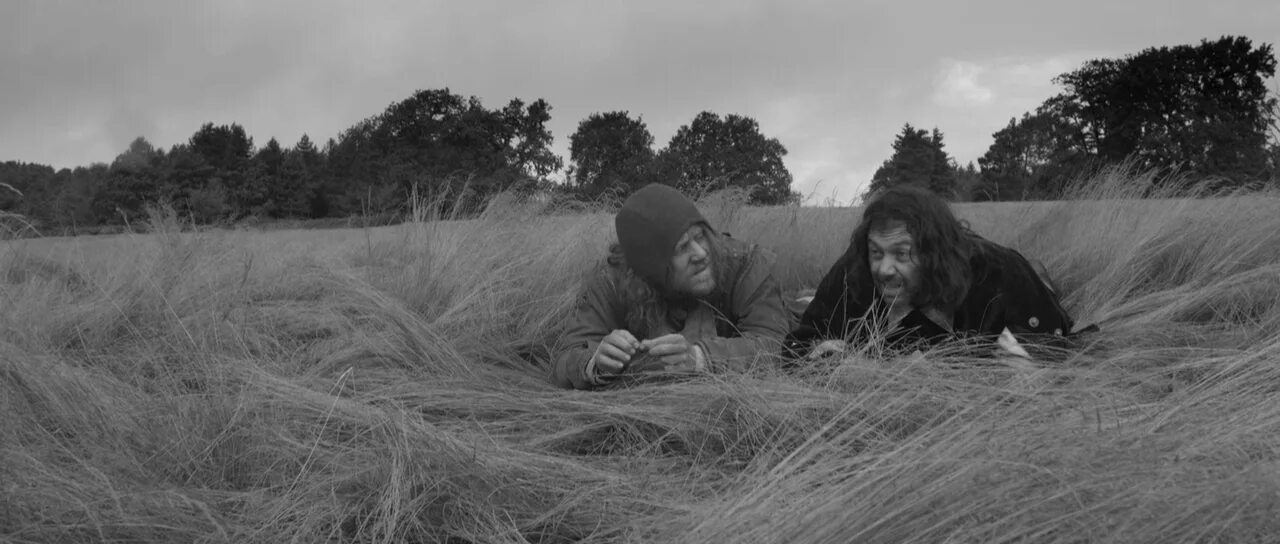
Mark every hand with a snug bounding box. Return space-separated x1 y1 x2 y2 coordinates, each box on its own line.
806 339 848 360
589 329 640 382
639 334 707 373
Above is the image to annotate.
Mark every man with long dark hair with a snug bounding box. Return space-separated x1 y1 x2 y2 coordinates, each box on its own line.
551 183 790 390
785 184 1078 359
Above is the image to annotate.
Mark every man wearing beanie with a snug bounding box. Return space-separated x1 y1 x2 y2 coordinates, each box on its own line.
550 183 790 390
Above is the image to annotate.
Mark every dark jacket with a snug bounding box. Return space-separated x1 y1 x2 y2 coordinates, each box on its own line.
551 237 790 390
784 235 1076 357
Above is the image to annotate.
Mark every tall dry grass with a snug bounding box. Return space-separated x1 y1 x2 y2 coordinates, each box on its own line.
3 170 1280 543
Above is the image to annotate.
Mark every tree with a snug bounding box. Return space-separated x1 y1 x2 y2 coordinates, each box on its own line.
1268 139 1280 187
188 122 261 216
50 165 104 229
974 109 1094 200
654 111 795 205
275 134 324 218
380 89 509 181
112 137 160 173
504 98 563 179
92 137 166 223
325 88 564 215
161 143 215 215
254 138 285 176
953 161 981 201
251 138 287 216
9 164 105 230
1052 36 1277 186
0 161 56 213
324 117 383 216
568 111 656 198
867 124 958 199
0 160 58 225
289 134 327 217
189 123 254 172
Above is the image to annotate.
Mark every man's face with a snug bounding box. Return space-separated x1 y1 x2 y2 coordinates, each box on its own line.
668 225 716 297
867 221 920 307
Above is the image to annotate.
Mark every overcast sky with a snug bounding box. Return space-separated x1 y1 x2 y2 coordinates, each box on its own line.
3 1 1277 203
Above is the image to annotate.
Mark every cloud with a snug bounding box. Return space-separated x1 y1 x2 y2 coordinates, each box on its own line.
933 60 995 108
932 54 1099 111
3 0 1277 203
919 53 1110 167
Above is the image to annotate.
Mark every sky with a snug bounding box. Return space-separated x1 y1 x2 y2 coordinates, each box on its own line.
3 1 1278 204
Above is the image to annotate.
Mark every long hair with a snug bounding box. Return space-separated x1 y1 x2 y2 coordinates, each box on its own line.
605 225 734 336
848 185 974 310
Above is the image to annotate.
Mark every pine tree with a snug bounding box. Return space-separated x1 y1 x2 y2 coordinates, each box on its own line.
866 124 958 200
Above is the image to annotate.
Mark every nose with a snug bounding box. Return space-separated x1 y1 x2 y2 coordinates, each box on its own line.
875 257 896 278
689 239 708 263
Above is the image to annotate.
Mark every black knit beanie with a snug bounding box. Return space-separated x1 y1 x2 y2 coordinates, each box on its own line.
615 184 712 285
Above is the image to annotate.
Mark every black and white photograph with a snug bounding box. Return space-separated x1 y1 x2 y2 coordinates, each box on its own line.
3 1 1279 542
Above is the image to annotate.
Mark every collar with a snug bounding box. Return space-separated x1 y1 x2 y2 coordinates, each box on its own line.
886 304 954 333
921 306 955 332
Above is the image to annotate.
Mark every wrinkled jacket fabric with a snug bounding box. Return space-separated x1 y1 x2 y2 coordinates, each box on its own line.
784 234 1076 357
551 237 790 390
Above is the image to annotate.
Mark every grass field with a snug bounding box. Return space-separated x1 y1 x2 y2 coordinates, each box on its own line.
3 171 1280 543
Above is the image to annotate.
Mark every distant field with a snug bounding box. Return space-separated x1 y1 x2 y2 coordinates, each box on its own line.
3 177 1280 543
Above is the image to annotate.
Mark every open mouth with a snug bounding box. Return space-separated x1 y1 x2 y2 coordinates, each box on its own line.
878 282 905 298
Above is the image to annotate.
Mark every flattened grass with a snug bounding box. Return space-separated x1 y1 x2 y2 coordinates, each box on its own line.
3 172 1280 543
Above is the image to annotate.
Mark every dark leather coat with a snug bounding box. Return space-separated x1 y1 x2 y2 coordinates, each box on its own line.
784 235 1078 357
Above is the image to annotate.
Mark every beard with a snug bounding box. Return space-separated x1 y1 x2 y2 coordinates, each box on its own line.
875 277 911 305
684 265 716 297
664 263 716 302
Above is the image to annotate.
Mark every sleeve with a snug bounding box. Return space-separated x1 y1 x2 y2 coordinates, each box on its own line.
782 250 856 358
549 270 625 390
998 249 1075 346
695 247 791 372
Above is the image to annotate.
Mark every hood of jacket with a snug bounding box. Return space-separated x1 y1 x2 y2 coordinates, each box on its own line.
614 183 712 286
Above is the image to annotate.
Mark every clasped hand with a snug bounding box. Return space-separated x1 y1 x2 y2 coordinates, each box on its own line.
589 330 707 382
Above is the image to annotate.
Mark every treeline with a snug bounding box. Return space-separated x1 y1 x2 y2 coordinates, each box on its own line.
3 36 1279 234
869 36 1280 201
0 90 797 234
